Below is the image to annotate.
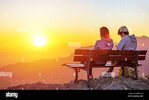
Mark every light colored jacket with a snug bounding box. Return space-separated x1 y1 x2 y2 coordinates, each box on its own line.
117 34 137 50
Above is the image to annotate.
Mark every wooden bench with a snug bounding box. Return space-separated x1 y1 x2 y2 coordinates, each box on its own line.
63 49 147 83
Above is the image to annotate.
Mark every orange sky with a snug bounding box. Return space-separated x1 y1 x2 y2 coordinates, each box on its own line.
0 0 149 66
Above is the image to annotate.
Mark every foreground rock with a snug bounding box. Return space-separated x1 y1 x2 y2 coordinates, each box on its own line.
7 76 149 90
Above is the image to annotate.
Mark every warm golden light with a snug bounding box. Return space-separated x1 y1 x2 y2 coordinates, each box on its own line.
33 35 47 47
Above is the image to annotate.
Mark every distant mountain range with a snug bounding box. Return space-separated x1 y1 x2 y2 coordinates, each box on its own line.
0 54 75 89
0 36 149 89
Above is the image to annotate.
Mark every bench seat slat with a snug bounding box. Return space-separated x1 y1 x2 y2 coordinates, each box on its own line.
63 63 115 68
138 56 146 60
93 56 146 61
63 62 143 69
63 63 85 68
75 49 147 56
138 51 147 55
92 50 138 55
93 56 135 61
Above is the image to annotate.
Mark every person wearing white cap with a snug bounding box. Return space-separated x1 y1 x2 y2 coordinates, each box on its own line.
117 26 137 50
107 26 137 73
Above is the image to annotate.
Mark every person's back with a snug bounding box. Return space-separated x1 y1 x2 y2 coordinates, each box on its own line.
94 38 113 50
94 38 113 65
117 34 137 50
89 27 113 79
94 27 113 50
94 27 113 65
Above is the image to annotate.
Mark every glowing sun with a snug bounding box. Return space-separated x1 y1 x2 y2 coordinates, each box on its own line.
33 35 47 47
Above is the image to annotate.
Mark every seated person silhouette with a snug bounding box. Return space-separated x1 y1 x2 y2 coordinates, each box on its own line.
89 27 114 79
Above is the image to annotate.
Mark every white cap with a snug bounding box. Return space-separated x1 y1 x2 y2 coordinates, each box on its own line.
118 26 129 33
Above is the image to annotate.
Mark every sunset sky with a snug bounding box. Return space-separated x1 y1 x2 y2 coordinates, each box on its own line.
0 0 149 66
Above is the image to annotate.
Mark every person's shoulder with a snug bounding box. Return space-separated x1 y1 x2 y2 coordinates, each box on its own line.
129 34 137 38
122 36 128 40
95 40 101 43
104 38 113 43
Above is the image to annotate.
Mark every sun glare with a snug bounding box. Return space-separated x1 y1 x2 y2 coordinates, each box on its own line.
33 35 47 47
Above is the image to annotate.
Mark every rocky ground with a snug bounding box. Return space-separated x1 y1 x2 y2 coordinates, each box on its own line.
7 76 149 90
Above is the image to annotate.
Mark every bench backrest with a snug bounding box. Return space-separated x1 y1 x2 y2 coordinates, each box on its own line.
74 49 147 62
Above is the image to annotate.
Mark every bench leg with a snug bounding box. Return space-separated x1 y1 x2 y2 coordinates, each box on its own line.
87 67 93 80
89 67 92 76
121 66 125 76
74 68 78 83
134 67 138 79
86 68 90 81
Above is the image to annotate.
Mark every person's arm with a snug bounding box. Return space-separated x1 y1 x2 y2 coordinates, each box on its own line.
110 43 114 50
117 38 125 50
